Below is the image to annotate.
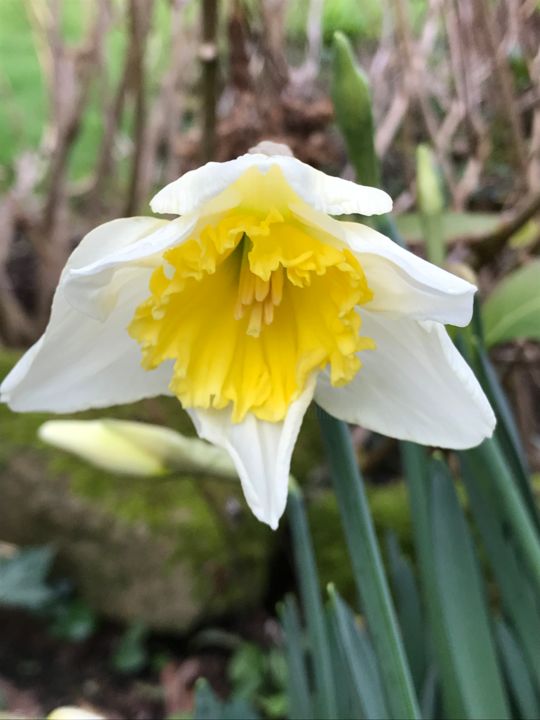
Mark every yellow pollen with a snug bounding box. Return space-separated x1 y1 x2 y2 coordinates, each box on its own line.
129 207 375 423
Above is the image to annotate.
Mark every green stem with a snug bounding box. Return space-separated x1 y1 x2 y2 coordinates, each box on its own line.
317 407 420 720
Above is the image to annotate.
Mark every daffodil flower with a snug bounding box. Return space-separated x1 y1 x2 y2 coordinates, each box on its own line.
1 151 495 528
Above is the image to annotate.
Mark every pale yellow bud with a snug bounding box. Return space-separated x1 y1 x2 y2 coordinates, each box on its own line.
39 419 237 479
48 707 105 720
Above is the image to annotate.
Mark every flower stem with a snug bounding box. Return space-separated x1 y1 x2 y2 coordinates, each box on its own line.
317 407 420 720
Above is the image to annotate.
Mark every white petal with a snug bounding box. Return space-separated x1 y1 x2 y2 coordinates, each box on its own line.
315 312 495 449
150 153 392 217
343 220 476 326
64 215 196 321
187 378 315 529
1 264 172 412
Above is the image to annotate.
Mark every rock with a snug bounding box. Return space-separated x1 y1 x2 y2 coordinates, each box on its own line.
0 350 274 631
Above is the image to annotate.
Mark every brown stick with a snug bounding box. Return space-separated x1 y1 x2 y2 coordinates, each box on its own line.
125 0 155 216
200 0 218 163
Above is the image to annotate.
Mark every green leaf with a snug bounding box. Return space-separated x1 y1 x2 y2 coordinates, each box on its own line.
495 620 540 720
460 449 540 693
430 460 510 719
386 533 427 692
420 667 439 720
0 546 55 609
193 679 260 720
317 409 419 719
462 439 540 598
457 300 537 523
279 595 313 720
287 484 339 719
111 622 148 675
325 603 363 719
482 261 540 346
401 443 465 718
328 587 390 719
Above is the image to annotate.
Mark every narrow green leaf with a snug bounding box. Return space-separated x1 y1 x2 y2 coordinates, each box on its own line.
482 261 540 346
386 532 427 692
463 439 540 598
473 339 531 486
317 408 420 720
325 603 363 720
278 595 314 720
430 459 510 719
328 586 390 720
194 679 223 719
193 678 260 720
460 451 540 693
287 484 339 719
420 667 439 720
459 300 537 526
401 442 465 718
495 620 540 720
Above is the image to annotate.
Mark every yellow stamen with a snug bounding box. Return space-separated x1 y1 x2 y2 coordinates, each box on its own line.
247 303 263 337
263 297 274 325
271 266 284 306
255 275 270 302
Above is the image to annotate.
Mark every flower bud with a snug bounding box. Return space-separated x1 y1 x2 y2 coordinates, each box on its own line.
39 419 236 479
48 708 104 720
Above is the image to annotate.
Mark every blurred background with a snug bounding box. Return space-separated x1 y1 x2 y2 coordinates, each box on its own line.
0 0 539 718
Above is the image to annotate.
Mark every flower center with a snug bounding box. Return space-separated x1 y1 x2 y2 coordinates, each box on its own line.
128 210 375 422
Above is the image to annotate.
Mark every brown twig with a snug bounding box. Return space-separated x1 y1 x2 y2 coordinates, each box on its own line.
125 0 155 216
200 0 219 163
